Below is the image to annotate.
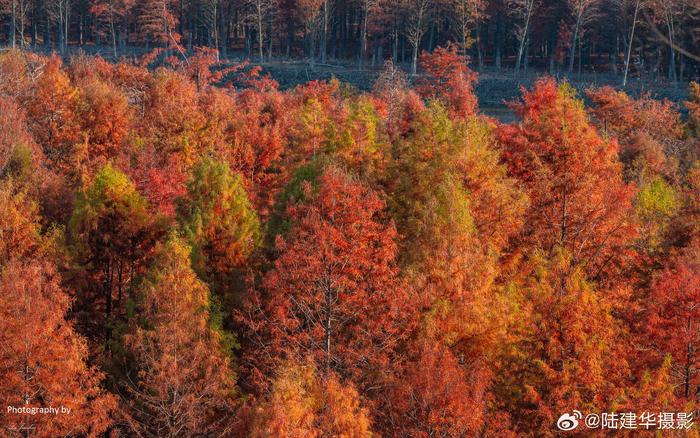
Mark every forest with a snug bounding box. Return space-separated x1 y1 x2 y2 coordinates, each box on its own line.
2 34 700 435
1 0 700 82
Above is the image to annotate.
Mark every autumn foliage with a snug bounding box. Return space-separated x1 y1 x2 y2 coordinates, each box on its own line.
2 47 700 436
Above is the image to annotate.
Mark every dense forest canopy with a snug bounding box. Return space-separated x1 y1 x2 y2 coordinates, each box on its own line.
1 0 700 81
1 41 700 435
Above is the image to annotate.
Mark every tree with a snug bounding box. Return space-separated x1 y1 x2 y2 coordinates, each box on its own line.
646 240 700 400
46 0 72 53
68 164 160 346
319 0 331 63
247 360 372 437
214 78 288 217
121 235 237 436
507 0 538 72
76 76 133 163
688 82 700 137
587 87 684 153
586 87 684 184
416 44 478 118
358 0 380 69
390 342 485 437
620 0 645 86
0 182 116 436
0 259 117 437
142 69 205 157
649 0 685 83
1 0 31 47
177 158 260 293
23 55 81 175
248 165 406 392
90 0 135 57
497 79 636 282
404 0 432 75
137 0 183 55
297 0 324 65
449 0 486 57
0 96 36 169
567 0 601 75
246 0 278 60
0 181 40 265
496 249 628 434
381 106 526 435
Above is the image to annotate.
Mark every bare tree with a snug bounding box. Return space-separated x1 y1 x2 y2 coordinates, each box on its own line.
199 0 219 53
567 0 601 74
297 0 323 66
652 0 684 82
405 0 432 74
91 0 134 58
358 0 379 69
617 0 645 86
319 0 331 62
450 0 486 57
245 0 277 60
47 0 71 53
12 0 32 47
508 0 538 73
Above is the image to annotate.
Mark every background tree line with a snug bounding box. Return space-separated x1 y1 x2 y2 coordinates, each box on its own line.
2 0 700 82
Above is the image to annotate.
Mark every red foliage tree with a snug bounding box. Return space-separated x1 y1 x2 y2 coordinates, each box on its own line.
417 43 478 118
587 86 684 182
497 78 637 282
647 240 700 400
390 342 485 437
245 165 408 395
0 95 39 171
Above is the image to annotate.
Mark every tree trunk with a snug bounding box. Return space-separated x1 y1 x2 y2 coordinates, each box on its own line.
257 4 263 60
320 0 328 63
411 41 418 75
267 19 273 59
309 25 316 67
110 8 117 58
622 0 640 87
577 35 582 76
666 15 677 83
359 9 368 70
568 15 581 74
515 6 532 73
11 0 17 48
476 21 483 69
495 12 502 70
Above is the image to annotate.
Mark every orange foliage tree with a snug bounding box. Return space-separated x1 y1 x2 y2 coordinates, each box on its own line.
0 177 115 437
121 235 237 436
23 55 81 174
247 360 372 437
496 250 628 434
0 259 116 437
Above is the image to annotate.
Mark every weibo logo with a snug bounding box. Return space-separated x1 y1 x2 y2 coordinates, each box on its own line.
557 410 582 431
